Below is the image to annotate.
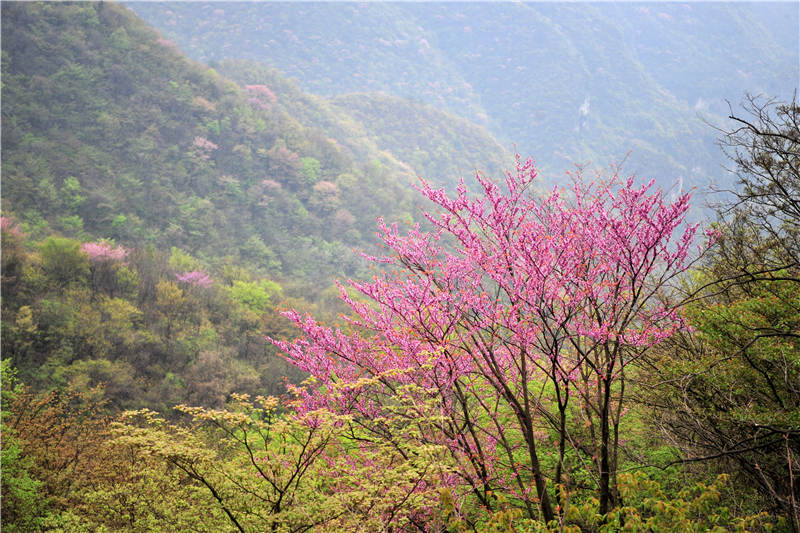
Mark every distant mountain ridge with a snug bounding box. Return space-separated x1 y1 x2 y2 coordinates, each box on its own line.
129 2 798 192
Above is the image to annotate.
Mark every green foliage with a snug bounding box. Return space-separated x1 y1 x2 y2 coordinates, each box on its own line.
1 228 307 411
110 213 129 240
649 272 800 522
330 92 512 185
38 236 89 287
110 397 341 532
240 235 281 273
59 176 85 211
103 384 454 532
168 247 203 272
0 374 108 533
440 474 775 533
301 156 322 185
0 360 781 532
112 264 140 299
57 214 84 235
228 279 281 314
0 435 47 533
643 190 799 526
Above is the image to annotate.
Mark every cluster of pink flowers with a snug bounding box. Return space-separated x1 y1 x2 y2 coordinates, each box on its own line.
192 136 219 159
1 216 21 235
261 179 282 190
312 181 338 195
272 146 299 163
247 98 270 111
81 241 129 262
246 85 277 110
156 37 176 48
245 85 277 101
175 270 213 288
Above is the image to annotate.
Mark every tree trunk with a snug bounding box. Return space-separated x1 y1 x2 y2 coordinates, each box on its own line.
599 375 611 516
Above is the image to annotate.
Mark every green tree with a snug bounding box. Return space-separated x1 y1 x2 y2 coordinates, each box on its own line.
39 236 89 288
1 362 48 533
228 279 280 314
647 96 800 529
301 156 321 185
59 176 85 211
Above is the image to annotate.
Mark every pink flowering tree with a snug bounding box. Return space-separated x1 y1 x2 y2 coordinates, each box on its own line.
270 156 703 524
175 270 213 288
80 241 133 298
81 241 129 263
245 84 278 111
192 136 218 161
1 215 22 235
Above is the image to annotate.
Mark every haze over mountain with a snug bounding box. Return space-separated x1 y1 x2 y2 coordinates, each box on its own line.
130 2 798 193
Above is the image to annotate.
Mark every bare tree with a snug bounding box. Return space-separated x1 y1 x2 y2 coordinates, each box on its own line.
716 93 800 268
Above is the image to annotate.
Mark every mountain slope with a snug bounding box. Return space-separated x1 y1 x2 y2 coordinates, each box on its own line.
129 2 798 191
216 60 513 187
1 1 422 291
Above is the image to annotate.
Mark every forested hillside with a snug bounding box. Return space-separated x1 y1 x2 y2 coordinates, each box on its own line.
1 225 308 410
130 2 798 189
216 60 512 187
1 1 421 291
0 0 512 415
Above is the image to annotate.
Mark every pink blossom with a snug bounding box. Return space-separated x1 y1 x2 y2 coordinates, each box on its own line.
193 136 218 152
273 146 299 162
246 84 277 110
245 84 277 102
81 241 129 262
1 216 21 235
247 97 271 111
175 270 213 288
261 179 282 190
312 181 338 195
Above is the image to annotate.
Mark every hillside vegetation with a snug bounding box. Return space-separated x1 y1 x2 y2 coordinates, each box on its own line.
217 60 513 187
1 1 421 293
1 0 513 416
130 2 798 188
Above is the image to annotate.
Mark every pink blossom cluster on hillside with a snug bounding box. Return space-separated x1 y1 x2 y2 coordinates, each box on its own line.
192 136 218 159
176 270 213 288
81 241 129 262
1 216 21 235
246 84 277 110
